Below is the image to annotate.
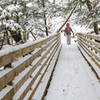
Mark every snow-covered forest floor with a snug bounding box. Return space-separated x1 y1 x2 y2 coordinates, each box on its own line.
45 36 100 100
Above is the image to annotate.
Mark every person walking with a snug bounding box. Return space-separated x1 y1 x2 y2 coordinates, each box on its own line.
64 23 75 45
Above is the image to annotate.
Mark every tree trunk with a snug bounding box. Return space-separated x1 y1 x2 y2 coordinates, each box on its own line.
86 0 92 11
0 33 6 49
86 0 99 35
42 0 48 36
53 0 56 4
23 31 27 42
9 30 23 43
6 30 10 45
57 4 77 33
44 14 48 36
30 31 36 40
93 22 99 35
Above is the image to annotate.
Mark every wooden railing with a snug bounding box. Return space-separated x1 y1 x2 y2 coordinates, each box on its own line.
78 33 100 80
0 33 61 100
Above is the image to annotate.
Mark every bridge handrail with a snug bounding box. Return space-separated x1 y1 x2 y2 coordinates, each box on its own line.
0 34 57 67
78 33 100 80
0 33 61 100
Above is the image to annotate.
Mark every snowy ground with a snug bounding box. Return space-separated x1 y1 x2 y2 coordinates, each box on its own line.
45 35 100 100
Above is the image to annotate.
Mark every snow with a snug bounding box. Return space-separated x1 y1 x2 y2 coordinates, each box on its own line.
0 66 4 71
45 39 100 100
0 47 40 78
32 45 61 100
78 45 100 97
12 37 59 99
13 78 32 100
26 2 35 8
1 33 99 100
0 86 12 99
78 45 100 78
13 65 32 83
48 0 62 4
0 33 56 57
23 74 41 100
23 44 61 100
0 67 12 78
6 4 22 12
0 0 99 100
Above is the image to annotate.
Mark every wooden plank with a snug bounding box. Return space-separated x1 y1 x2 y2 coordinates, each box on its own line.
78 38 100 63
78 39 100 68
0 34 57 67
27 43 60 100
42 45 62 99
0 38 57 92
0 40 58 100
0 49 41 91
79 35 100 49
13 42 59 100
13 40 58 96
78 33 100 43
78 36 100 54
85 34 100 42
78 42 100 80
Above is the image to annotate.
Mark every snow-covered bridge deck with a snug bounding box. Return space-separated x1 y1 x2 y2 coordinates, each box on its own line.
45 44 100 100
0 34 100 100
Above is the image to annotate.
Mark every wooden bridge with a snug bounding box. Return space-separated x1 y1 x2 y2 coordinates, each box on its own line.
0 33 100 100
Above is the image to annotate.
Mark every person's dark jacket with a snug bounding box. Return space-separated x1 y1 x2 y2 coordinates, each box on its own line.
65 27 72 35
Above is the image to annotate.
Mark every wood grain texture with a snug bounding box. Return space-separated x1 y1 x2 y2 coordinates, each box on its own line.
78 34 100 80
0 34 61 100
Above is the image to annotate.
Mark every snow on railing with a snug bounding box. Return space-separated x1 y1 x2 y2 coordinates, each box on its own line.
78 33 100 80
0 33 61 100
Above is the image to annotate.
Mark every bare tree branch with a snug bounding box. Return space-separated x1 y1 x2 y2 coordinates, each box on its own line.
57 4 77 33
30 31 36 40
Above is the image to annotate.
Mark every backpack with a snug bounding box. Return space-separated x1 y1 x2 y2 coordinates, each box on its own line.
67 24 69 32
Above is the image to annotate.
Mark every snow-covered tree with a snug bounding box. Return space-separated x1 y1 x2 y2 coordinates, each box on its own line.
66 0 100 34
26 0 67 36
0 0 25 43
0 0 70 47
